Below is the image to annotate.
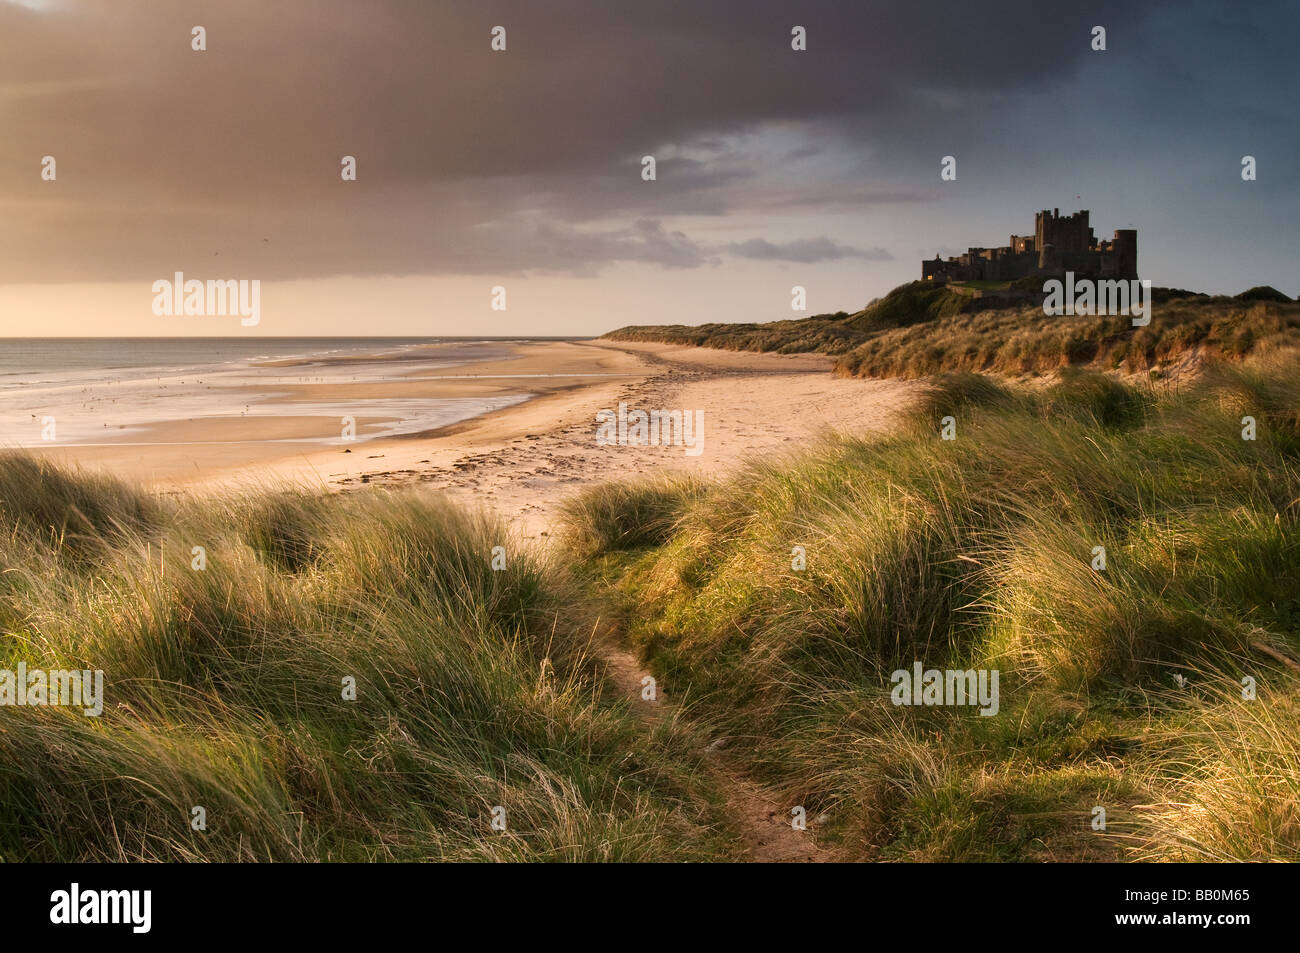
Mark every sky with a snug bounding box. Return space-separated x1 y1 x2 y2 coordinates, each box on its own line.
0 0 1296 337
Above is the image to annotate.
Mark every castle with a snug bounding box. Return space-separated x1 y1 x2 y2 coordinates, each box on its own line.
922 209 1136 282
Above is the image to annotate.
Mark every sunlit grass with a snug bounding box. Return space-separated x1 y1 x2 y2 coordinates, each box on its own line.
0 472 730 861
563 351 1300 860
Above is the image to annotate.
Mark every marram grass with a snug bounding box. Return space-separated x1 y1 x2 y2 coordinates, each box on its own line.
0 469 730 862
3 350 1297 862
563 350 1300 861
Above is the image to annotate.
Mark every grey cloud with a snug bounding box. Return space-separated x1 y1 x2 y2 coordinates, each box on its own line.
725 237 891 264
0 0 1220 282
493 219 722 274
784 145 822 161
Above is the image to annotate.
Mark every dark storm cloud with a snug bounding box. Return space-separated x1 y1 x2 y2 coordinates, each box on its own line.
0 0 1167 281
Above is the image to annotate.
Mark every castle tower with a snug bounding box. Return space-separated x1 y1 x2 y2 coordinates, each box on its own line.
1035 208 1093 254
1112 229 1137 277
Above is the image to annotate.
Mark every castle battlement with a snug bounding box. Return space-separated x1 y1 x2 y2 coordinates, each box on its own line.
923 209 1137 282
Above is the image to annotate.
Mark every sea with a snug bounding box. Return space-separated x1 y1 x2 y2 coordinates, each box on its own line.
0 337 579 447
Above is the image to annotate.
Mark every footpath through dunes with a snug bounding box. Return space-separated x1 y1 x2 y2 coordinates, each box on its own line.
326 339 924 541
10 337 926 860
330 339 920 860
565 349 1300 862
592 620 833 862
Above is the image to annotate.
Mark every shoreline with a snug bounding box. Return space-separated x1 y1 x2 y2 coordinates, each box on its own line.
21 339 924 540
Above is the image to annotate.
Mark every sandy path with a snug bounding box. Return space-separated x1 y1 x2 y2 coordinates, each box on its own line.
594 623 831 862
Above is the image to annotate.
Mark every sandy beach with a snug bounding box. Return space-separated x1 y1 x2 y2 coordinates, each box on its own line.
27 340 923 540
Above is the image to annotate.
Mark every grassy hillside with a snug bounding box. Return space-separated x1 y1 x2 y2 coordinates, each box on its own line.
4 349 1297 862
0 458 730 861
603 280 1300 379
562 351 1300 860
603 312 866 355
836 295 1300 379
602 281 978 355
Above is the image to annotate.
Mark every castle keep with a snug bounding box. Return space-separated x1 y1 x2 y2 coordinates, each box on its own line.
922 209 1137 282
